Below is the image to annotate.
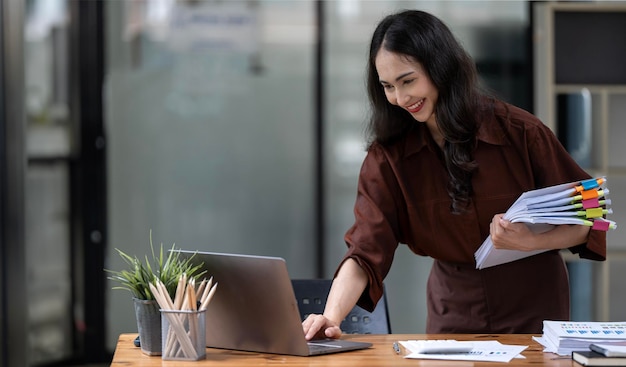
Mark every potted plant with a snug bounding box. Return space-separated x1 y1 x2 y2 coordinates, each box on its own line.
106 232 205 356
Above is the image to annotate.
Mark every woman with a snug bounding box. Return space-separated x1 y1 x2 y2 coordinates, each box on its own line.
303 10 605 339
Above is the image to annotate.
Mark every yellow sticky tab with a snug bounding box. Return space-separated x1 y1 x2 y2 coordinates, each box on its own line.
586 207 604 218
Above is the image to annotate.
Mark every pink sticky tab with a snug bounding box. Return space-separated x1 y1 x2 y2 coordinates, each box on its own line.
582 198 600 209
592 220 611 231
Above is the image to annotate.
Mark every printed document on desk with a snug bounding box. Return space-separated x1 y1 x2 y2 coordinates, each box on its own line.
475 177 616 269
398 340 528 363
534 320 626 356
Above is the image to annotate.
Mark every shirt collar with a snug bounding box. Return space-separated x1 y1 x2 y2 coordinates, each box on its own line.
404 107 508 158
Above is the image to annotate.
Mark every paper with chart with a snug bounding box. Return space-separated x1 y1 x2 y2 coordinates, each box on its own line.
475 177 616 269
533 320 626 356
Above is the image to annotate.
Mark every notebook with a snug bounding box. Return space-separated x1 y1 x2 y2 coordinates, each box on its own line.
176 250 373 356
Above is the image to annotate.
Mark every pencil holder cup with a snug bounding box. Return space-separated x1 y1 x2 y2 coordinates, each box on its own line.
160 309 206 361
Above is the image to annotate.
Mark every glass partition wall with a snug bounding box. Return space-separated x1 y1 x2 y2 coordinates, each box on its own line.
24 0 75 365
104 0 318 349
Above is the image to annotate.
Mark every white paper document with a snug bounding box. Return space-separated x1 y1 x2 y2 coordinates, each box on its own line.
474 177 616 269
535 320 626 356
398 340 528 363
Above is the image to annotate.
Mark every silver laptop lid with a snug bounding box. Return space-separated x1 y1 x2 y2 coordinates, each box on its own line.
177 250 312 356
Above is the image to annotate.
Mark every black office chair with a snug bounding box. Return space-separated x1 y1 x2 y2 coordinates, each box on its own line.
291 279 391 334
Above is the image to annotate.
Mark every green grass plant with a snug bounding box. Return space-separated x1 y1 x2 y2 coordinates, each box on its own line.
106 231 205 300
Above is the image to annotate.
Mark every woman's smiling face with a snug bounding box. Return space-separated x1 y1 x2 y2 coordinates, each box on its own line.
375 48 439 128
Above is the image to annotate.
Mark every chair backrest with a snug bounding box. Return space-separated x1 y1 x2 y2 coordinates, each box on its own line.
291 279 391 334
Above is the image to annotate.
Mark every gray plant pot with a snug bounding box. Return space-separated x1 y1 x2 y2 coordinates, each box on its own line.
133 298 162 356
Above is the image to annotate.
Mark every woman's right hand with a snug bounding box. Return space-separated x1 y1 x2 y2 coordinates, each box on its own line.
302 258 367 341
302 314 342 340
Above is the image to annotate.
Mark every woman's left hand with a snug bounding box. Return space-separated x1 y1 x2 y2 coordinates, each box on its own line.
490 213 591 252
490 214 539 251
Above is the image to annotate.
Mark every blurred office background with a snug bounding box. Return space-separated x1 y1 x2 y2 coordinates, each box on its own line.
1 0 625 366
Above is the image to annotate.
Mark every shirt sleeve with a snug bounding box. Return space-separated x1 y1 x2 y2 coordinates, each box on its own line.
338 144 403 311
526 115 606 261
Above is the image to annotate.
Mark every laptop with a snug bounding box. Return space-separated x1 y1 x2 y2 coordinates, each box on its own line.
177 250 373 356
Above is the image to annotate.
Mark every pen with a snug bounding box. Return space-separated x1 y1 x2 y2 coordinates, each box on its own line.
393 341 409 356
393 342 401 354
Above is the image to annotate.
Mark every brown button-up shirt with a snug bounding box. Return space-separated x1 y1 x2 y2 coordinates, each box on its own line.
341 100 606 333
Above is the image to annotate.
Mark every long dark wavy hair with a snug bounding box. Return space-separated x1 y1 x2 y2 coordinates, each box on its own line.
366 10 483 214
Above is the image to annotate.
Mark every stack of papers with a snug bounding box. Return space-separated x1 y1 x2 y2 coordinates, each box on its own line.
397 339 528 363
475 177 616 269
534 320 626 356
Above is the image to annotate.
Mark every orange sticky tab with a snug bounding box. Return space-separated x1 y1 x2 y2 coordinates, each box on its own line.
581 189 599 200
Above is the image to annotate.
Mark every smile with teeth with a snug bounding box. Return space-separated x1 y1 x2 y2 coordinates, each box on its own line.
406 98 425 113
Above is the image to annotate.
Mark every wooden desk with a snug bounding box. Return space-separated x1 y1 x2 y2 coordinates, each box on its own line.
111 333 573 366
